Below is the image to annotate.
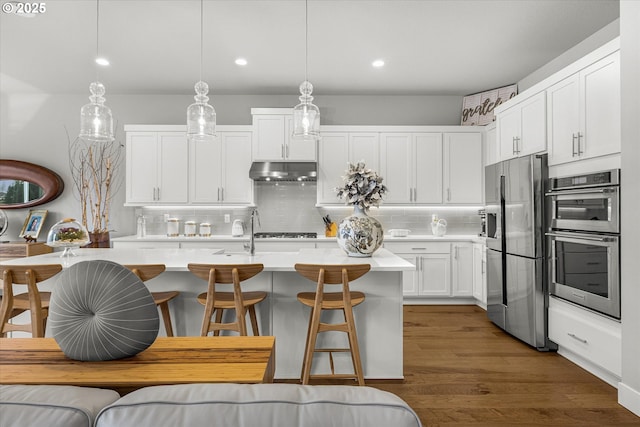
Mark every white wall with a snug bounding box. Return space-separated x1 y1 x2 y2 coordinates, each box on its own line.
0 91 462 240
619 0 640 417
518 19 620 91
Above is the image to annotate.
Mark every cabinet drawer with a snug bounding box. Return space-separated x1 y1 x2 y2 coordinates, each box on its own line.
548 297 621 376
180 242 227 250
384 242 450 254
254 241 315 252
316 241 338 249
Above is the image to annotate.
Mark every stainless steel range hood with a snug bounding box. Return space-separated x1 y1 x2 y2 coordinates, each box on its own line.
249 162 317 182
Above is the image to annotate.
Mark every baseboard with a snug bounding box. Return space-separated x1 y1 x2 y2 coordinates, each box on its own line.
557 347 620 388
402 297 477 305
618 382 640 417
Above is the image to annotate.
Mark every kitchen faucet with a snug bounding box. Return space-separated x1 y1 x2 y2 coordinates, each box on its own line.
243 208 260 255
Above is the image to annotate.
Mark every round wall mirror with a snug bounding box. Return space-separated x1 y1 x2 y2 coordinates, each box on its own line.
0 160 64 209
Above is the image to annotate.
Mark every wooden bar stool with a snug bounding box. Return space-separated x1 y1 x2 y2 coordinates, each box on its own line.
125 264 179 337
294 263 371 386
0 264 63 337
188 263 265 336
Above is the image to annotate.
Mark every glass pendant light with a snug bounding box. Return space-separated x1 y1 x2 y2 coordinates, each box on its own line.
187 0 216 141
292 0 320 141
79 0 114 143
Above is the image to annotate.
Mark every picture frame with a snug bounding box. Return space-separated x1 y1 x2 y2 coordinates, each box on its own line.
19 209 48 240
461 84 518 126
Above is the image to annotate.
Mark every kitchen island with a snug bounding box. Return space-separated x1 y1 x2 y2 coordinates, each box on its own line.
0 247 414 380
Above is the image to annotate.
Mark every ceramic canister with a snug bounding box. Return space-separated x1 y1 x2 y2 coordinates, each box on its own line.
184 221 197 237
199 222 212 237
167 218 179 237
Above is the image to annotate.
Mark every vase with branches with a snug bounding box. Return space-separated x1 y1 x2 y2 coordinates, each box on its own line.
68 131 123 246
334 161 387 257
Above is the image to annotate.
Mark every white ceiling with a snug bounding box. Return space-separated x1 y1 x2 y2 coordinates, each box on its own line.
0 0 619 96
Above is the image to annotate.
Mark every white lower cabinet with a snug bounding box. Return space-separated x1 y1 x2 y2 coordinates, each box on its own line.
548 296 621 384
254 241 316 252
420 253 452 296
111 241 181 249
472 243 487 305
384 242 453 299
451 242 473 296
386 240 477 301
316 241 338 249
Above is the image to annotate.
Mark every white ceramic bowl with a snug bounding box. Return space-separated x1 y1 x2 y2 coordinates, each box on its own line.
388 229 410 237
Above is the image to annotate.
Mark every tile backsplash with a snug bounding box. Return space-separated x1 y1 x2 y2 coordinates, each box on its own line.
139 182 482 236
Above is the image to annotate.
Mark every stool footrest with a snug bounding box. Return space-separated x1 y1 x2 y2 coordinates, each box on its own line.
314 348 351 353
308 374 361 380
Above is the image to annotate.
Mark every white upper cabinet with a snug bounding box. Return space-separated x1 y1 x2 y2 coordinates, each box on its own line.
190 131 253 205
317 132 379 205
126 131 188 205
380 133 442 204
252 108 316 161
547 51 620 166
443 132 483 204
484 122 498 166
497 91 546 161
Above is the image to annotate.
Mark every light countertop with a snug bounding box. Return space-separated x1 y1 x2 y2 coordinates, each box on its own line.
0 247 415 272
112 234 484 243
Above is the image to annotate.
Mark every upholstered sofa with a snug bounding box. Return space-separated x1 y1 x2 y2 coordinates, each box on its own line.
1 383 422 427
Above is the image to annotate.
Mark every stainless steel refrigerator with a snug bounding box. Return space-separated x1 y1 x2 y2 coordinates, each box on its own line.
484 153 556 351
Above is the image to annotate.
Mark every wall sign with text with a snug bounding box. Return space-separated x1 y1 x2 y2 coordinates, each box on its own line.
461 84 517 125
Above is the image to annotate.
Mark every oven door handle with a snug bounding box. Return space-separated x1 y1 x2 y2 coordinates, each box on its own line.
545 187 617 196
545 232 617 243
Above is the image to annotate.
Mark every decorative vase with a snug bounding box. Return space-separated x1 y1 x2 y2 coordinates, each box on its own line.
337 205 384 257
83 231 110 248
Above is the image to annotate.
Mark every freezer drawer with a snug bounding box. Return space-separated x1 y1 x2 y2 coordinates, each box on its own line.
486 247 505 329
504 255 546 348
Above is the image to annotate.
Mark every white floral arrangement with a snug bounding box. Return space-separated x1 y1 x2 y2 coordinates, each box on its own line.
335 161 388 210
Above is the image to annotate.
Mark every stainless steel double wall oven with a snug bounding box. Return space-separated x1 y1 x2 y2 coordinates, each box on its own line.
546 169 621 319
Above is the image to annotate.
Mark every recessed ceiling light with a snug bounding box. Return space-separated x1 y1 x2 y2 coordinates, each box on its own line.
235 58 248 66
372 59 385 68
95 57 110 66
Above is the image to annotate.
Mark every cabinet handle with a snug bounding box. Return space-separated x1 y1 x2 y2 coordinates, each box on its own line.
512 137 516 155
577 133 584 155
413 188 417 202
217 188 220 201
447 188 451 201
481 259 485 274
286 144 290 158
281 144 285 159
156 187 160 201
572 133 578 156
221 188 224 201
411 247 427 251
567 333 588 344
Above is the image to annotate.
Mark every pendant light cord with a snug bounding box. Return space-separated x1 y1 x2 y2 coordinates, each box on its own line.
200 0 203 82
304 0 308 82
96 0 100 82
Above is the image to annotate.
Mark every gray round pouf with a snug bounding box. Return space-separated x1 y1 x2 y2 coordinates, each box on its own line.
49 260 160 361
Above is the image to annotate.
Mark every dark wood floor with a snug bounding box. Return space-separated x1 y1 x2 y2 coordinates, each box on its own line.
285 305 640 426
